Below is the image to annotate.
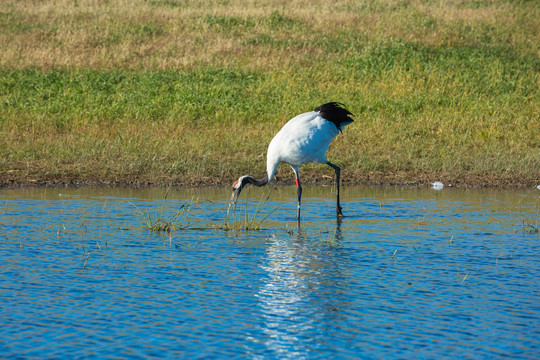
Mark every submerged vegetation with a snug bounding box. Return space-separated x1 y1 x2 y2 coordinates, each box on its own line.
134 201 193 232
222 194 279 232
134 187 278 233
0 0 538 187
132 187 194 232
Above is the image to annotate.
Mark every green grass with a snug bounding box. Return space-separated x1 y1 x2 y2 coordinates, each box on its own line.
133 188 194 232
517 220 538 233
222 194 278 232
136 205 190 232
0 0 538 187
132 187 277 233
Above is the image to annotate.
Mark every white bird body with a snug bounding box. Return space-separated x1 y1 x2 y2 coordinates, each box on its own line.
266 111 349 181
230 102 354 219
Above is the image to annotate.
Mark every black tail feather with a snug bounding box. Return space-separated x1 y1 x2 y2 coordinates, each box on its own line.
314 102 354 130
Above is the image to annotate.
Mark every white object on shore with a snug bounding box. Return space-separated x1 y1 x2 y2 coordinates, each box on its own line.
537 185 540 190
432 181 444 190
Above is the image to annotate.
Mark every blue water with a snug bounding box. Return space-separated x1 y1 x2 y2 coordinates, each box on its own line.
0 186 538 359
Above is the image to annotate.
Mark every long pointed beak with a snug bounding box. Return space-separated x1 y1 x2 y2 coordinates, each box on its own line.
228 188 241 216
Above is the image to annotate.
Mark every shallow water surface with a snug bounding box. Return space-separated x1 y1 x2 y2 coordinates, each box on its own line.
0 186 538 358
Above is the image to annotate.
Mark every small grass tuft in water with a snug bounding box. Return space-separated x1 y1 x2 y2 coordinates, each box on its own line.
222 194 278 232
221 220 263 232
516 220 539 234
141 216 185 232
132 187 193 233
320 227 341 247
282 223 295 235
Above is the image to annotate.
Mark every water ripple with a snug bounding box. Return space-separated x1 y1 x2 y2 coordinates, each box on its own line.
0 186 538 358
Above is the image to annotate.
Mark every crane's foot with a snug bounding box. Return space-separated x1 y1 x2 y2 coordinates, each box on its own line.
337 207 344 218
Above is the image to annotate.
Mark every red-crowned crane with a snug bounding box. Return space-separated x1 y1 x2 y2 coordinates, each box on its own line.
229 102 354 219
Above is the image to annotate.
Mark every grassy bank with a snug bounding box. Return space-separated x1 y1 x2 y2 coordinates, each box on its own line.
1 0 538 187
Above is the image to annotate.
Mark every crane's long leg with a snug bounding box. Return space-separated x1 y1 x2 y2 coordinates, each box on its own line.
327 161 343 217
291 166 302 220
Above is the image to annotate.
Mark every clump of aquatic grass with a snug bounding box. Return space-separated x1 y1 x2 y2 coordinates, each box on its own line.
319 226 342 247
515 219 539 234
132 187 194 233
222 194 278 232
137 208 188 232
282 223 295 235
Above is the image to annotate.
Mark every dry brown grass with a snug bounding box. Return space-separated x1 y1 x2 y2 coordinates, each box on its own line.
1 0 538 70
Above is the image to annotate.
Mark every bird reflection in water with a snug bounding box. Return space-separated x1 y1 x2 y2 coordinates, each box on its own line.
252 217 349 357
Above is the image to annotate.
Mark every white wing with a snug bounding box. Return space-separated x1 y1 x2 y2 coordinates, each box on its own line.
267 111 340 169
